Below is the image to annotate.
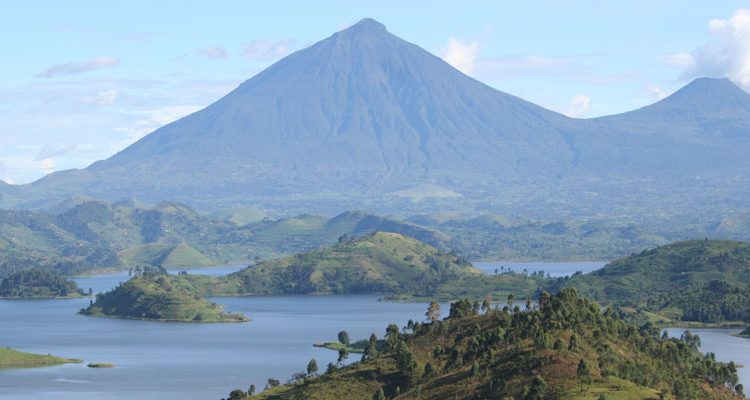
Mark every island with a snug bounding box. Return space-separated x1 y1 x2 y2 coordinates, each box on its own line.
238 289 743 400
80 266 247 323
0 269 86 299
0 348 82 369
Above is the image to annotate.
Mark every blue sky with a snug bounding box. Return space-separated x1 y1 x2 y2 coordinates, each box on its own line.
1 1 749 183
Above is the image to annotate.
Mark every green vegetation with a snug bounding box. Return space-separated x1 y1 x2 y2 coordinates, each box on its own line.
247 289 743 399
80 266 247 323
0 269 85 298
87 362 115 368
0 348 81 369
198 232 477 297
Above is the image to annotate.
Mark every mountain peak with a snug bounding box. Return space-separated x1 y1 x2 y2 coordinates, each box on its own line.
347 18 386 32
637 77 750 115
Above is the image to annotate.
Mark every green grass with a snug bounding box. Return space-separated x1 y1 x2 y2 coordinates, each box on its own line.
561 377 666 399
0 348 82 369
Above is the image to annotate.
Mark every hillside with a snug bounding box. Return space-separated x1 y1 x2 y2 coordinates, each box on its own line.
80 269 247 323
0 200 451 276
0 20 749 220
199 232 477 297
0 269 85 298
557 240 750 324
246 289 743 400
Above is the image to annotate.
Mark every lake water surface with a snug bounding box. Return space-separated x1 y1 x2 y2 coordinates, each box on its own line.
1 262 748 399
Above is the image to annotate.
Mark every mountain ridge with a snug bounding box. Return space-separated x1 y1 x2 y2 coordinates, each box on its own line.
2 18 750 217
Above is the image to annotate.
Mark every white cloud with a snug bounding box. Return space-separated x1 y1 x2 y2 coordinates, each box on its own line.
38 158 56 175
678 9 750 87
440 37 479 75
664 52 695 67
199 46 229 59
37 56 120 78
244 38 294 61
84 89 119 106
567 95 591 117
645 86 667 101
117 104 204 141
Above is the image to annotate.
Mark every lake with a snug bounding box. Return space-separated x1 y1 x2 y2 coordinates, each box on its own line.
1 262 748 399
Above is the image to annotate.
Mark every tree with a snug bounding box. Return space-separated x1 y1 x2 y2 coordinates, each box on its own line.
526 375 546 400
385 323 400 350
507 293 515 309
373 387 387 400
337 348 349 364
228 389 246 400
307 358 318 376
577 359 591 393
426 301 441 323
365 333 378 359
481 295 491 314
338 330 350 345
247 385 255 396
264 378 280 390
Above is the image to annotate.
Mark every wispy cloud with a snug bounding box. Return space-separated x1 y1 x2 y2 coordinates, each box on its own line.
244 38 294 61
676 9 750 88
198 46 229 59
35 144 76 161
84 89 119 106
567 94 591 117
440 37 479 75
37 56 120 78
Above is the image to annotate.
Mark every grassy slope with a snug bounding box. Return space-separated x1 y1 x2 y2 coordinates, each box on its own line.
0 348 81 368
255 290 741 400
81 274 247 323
195 232 477 297
561 240 750 304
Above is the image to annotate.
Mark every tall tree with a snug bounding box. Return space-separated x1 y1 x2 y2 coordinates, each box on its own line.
338 330 350 345
307 358 318 377
426 301 441 323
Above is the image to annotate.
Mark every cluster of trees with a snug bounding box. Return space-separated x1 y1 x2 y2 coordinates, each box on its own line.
645 280 750 323
0 269 86 298
238 288 743 399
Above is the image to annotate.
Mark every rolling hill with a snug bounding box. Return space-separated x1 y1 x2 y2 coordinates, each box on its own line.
248 289 743 399
0 19 749 220
197 232 478 297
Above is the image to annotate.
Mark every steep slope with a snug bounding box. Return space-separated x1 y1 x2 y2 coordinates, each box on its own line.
250 290 743 400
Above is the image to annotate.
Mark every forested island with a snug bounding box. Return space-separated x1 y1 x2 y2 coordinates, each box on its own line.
80 266 247 323
0 269 86 298
0 348 81 369
229 289 743 399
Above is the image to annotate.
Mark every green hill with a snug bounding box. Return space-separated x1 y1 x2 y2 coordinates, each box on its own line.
80 269 247 323
0 269 85 298
0 348 82 369
199 232 477 297
245 289 743 400
562 240 750 303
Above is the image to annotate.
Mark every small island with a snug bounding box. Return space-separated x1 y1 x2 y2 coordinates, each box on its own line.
87 362 115 368
0 348 82 369
0 269 87 299
80 266 247 323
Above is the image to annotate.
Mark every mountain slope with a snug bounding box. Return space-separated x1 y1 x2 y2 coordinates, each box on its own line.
251 289 743 400
2 20 750 218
